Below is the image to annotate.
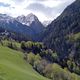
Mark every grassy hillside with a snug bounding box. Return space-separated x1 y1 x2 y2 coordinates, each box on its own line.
0 45 49 80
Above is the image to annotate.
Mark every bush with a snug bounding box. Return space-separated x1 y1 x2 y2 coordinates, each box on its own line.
34 59 48 74
21 41 26 50
27 52 35 65
7 42 18 50
43 64 53 78
33 54 42 69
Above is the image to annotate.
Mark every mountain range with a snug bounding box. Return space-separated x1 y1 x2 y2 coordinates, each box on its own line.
0 13 44 41
0 0 80 69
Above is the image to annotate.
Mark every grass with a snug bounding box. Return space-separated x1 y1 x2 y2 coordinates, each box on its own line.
0 45 49 80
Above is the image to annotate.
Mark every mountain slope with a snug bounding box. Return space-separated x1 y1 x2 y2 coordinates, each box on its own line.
0 14 33 41
16 13 45 34
0 45 49 80
41 0 80 62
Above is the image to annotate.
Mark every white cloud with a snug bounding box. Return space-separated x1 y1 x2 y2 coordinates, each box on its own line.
41 1 62 8
0 0 75 22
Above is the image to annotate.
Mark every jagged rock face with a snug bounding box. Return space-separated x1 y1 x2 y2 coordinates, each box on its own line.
42 0 80 61
16 13 38 26
16 13 44 34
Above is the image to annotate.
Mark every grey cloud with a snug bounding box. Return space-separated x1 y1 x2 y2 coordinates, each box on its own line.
13 0 24 2
31 0 46 2
12 0 25 3
26 3 54 18
26 0 75 18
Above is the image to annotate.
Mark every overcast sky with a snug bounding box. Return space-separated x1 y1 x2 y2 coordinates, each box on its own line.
0 0 75 22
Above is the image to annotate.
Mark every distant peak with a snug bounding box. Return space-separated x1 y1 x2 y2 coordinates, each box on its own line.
27 13 35 16
17 13 38 21
26 13 38 21
16 13 39 26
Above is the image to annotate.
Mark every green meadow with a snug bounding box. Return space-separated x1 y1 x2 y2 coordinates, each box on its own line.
0 45 49 80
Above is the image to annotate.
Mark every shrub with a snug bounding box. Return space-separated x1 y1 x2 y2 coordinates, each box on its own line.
43 64 53 78
34 59 48 74
27 52 35 65
21 41 26 50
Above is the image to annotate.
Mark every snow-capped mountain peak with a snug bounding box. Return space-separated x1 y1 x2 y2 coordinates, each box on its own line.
16 13 39 26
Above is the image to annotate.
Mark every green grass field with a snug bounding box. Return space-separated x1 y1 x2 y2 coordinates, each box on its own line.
0 45 49 80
